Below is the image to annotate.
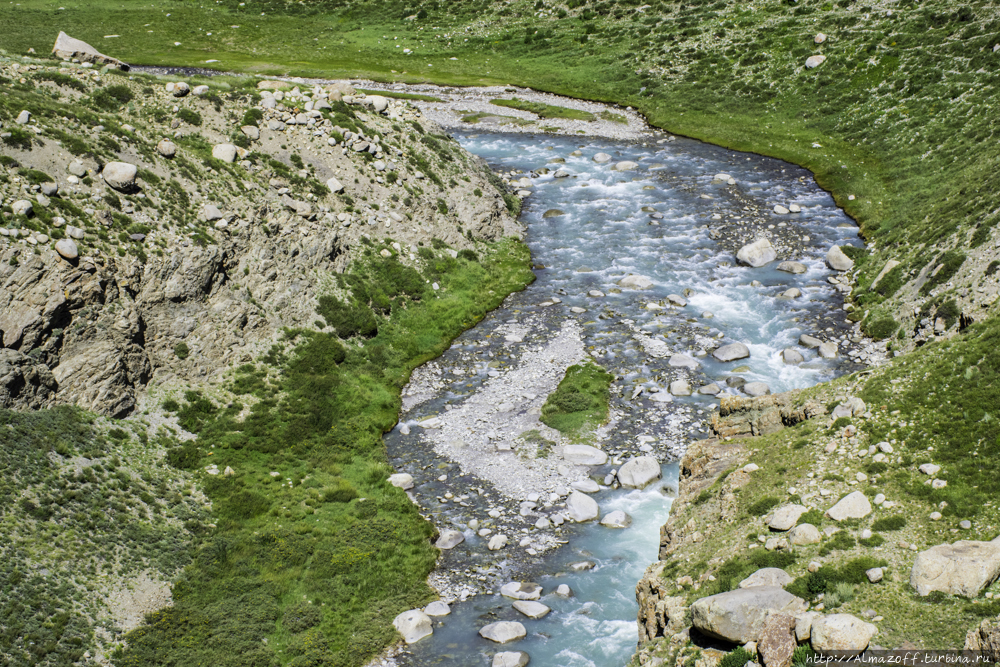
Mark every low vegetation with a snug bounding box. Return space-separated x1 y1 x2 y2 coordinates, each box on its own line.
540 361 612 434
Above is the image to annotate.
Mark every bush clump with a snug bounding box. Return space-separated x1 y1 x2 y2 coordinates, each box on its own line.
540 362 613 433
867 317 899 340
177 108 203 126
748 495 781 516
91 84 133 110
283 602 322 634
872 515 906 531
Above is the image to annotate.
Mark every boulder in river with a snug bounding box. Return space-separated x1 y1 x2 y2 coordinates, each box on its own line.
826 245 854 271
388 473 414 490
435 529 465 550
600 510 633 528
777 261 807 274
513 600 550 619
493 652 530 667
393 609 433 644
618 274 654 290
613 160 639 171
500 582 542 600
744 382 771 397
566 491 600 522
713 342 750 362
782 348 804 365
617 456 662 489
669 354 700 369
736 238 777 267
593 152 612 163
480 621 527 644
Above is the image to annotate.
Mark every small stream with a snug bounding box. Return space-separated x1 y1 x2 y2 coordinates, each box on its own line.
383 131 864 667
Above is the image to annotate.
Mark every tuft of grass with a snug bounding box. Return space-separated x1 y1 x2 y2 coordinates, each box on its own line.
355 88 442 102
490 98 596 121
540 362 612 434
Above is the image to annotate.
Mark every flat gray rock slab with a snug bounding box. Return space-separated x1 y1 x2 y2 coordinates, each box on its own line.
512 600 551 619
810 614 877 656
736 238 777 267
690 586 807 644
435 529 465 550
493 651 530 667
826 491 871 521
768 504 808 531
480 621 527 644
562 444 608 466
713 343 750 362
739 567 793 589
910 540 1000 597
500 582 542 601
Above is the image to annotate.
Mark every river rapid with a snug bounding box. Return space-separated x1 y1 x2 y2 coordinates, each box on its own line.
379 129 869 667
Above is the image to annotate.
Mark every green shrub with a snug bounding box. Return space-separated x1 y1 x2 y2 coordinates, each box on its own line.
316 295 378 339
748 495 781 516
799 508 825 525
220 490 271 520
819 529 856 555
920 251 966 295
867 317 899 340
2 127 33 150
177 108 203 126
166 443 200 469
91 84 133 110
540 362 613 433
872 515 906 531
242 108 264 126
831 417 851 429
323 480 359 503
458 249 479 262
283 602 322 633
174 342 190 359
719 647 754 667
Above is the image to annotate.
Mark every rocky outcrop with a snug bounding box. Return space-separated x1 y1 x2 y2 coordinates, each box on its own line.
910 538 1000 597
690 587 807 644
711 392 826 439
0 348 56 409
965 616 1000 661
52 31 129 70
636 562 690 643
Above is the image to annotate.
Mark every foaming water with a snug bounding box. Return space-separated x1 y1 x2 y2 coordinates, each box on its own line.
389 131 862 667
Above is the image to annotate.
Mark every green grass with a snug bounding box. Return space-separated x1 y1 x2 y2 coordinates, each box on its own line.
115 240 534 667
598 110 627 124
355 88 443 102
490 97 596 121
540 361 612 434
459 111 535 126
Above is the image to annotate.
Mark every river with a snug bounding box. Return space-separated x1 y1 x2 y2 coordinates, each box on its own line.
382 130 865 667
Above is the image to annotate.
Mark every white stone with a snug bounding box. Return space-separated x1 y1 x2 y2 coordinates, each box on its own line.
212 143 238 163
488 534 508 550
739 568 793 589
618 274 654 290
810 614 876 656
600 510 633 528
565 491 600 522
617 456 661 489
493 651 530 667
826 491 872 521
826 245 854 271
500 582 542 600
562 444 608 466
54 238 79 260
512 600 550 619
736 238 777 267
101 161 137 191
769 504 808 531
479 621 527 644
388 473 414 490
805 55 827 69
424 601 450 616
919 463 941 476
393 609 433 644
435 529 465 550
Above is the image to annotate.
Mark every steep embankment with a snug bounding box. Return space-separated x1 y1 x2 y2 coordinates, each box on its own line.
0 55 533 666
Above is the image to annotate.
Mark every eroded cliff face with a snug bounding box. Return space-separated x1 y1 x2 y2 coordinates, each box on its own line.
0 60 520 415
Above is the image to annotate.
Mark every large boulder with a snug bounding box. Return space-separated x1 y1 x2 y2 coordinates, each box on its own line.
102 162 137 191
690 587 807 644
790 524 822 546
435 529 465 550
743 382 771 397
600 510 633 529
212 144 238 163
500 582 542 601
480 621 527 644
713 342 750 362
156 139 177 158
825 491 871 521
826 245 854 271
810 614 876 656
54 239 79 260
736 238 777 267
565 491 600 522
768 504 808 531
758 613 797 667
613 160 639 171
669 354 700 369
493 652 530 667
393 609 433 644
618 274 654 290
368 95 389 113
910 540 1000 597
52 31 128 70
831 397 866 419
388 473 414 490
326 176 345 193
617 456 662 489
512 600 550 619
562 444 608 466
739 568 793 590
